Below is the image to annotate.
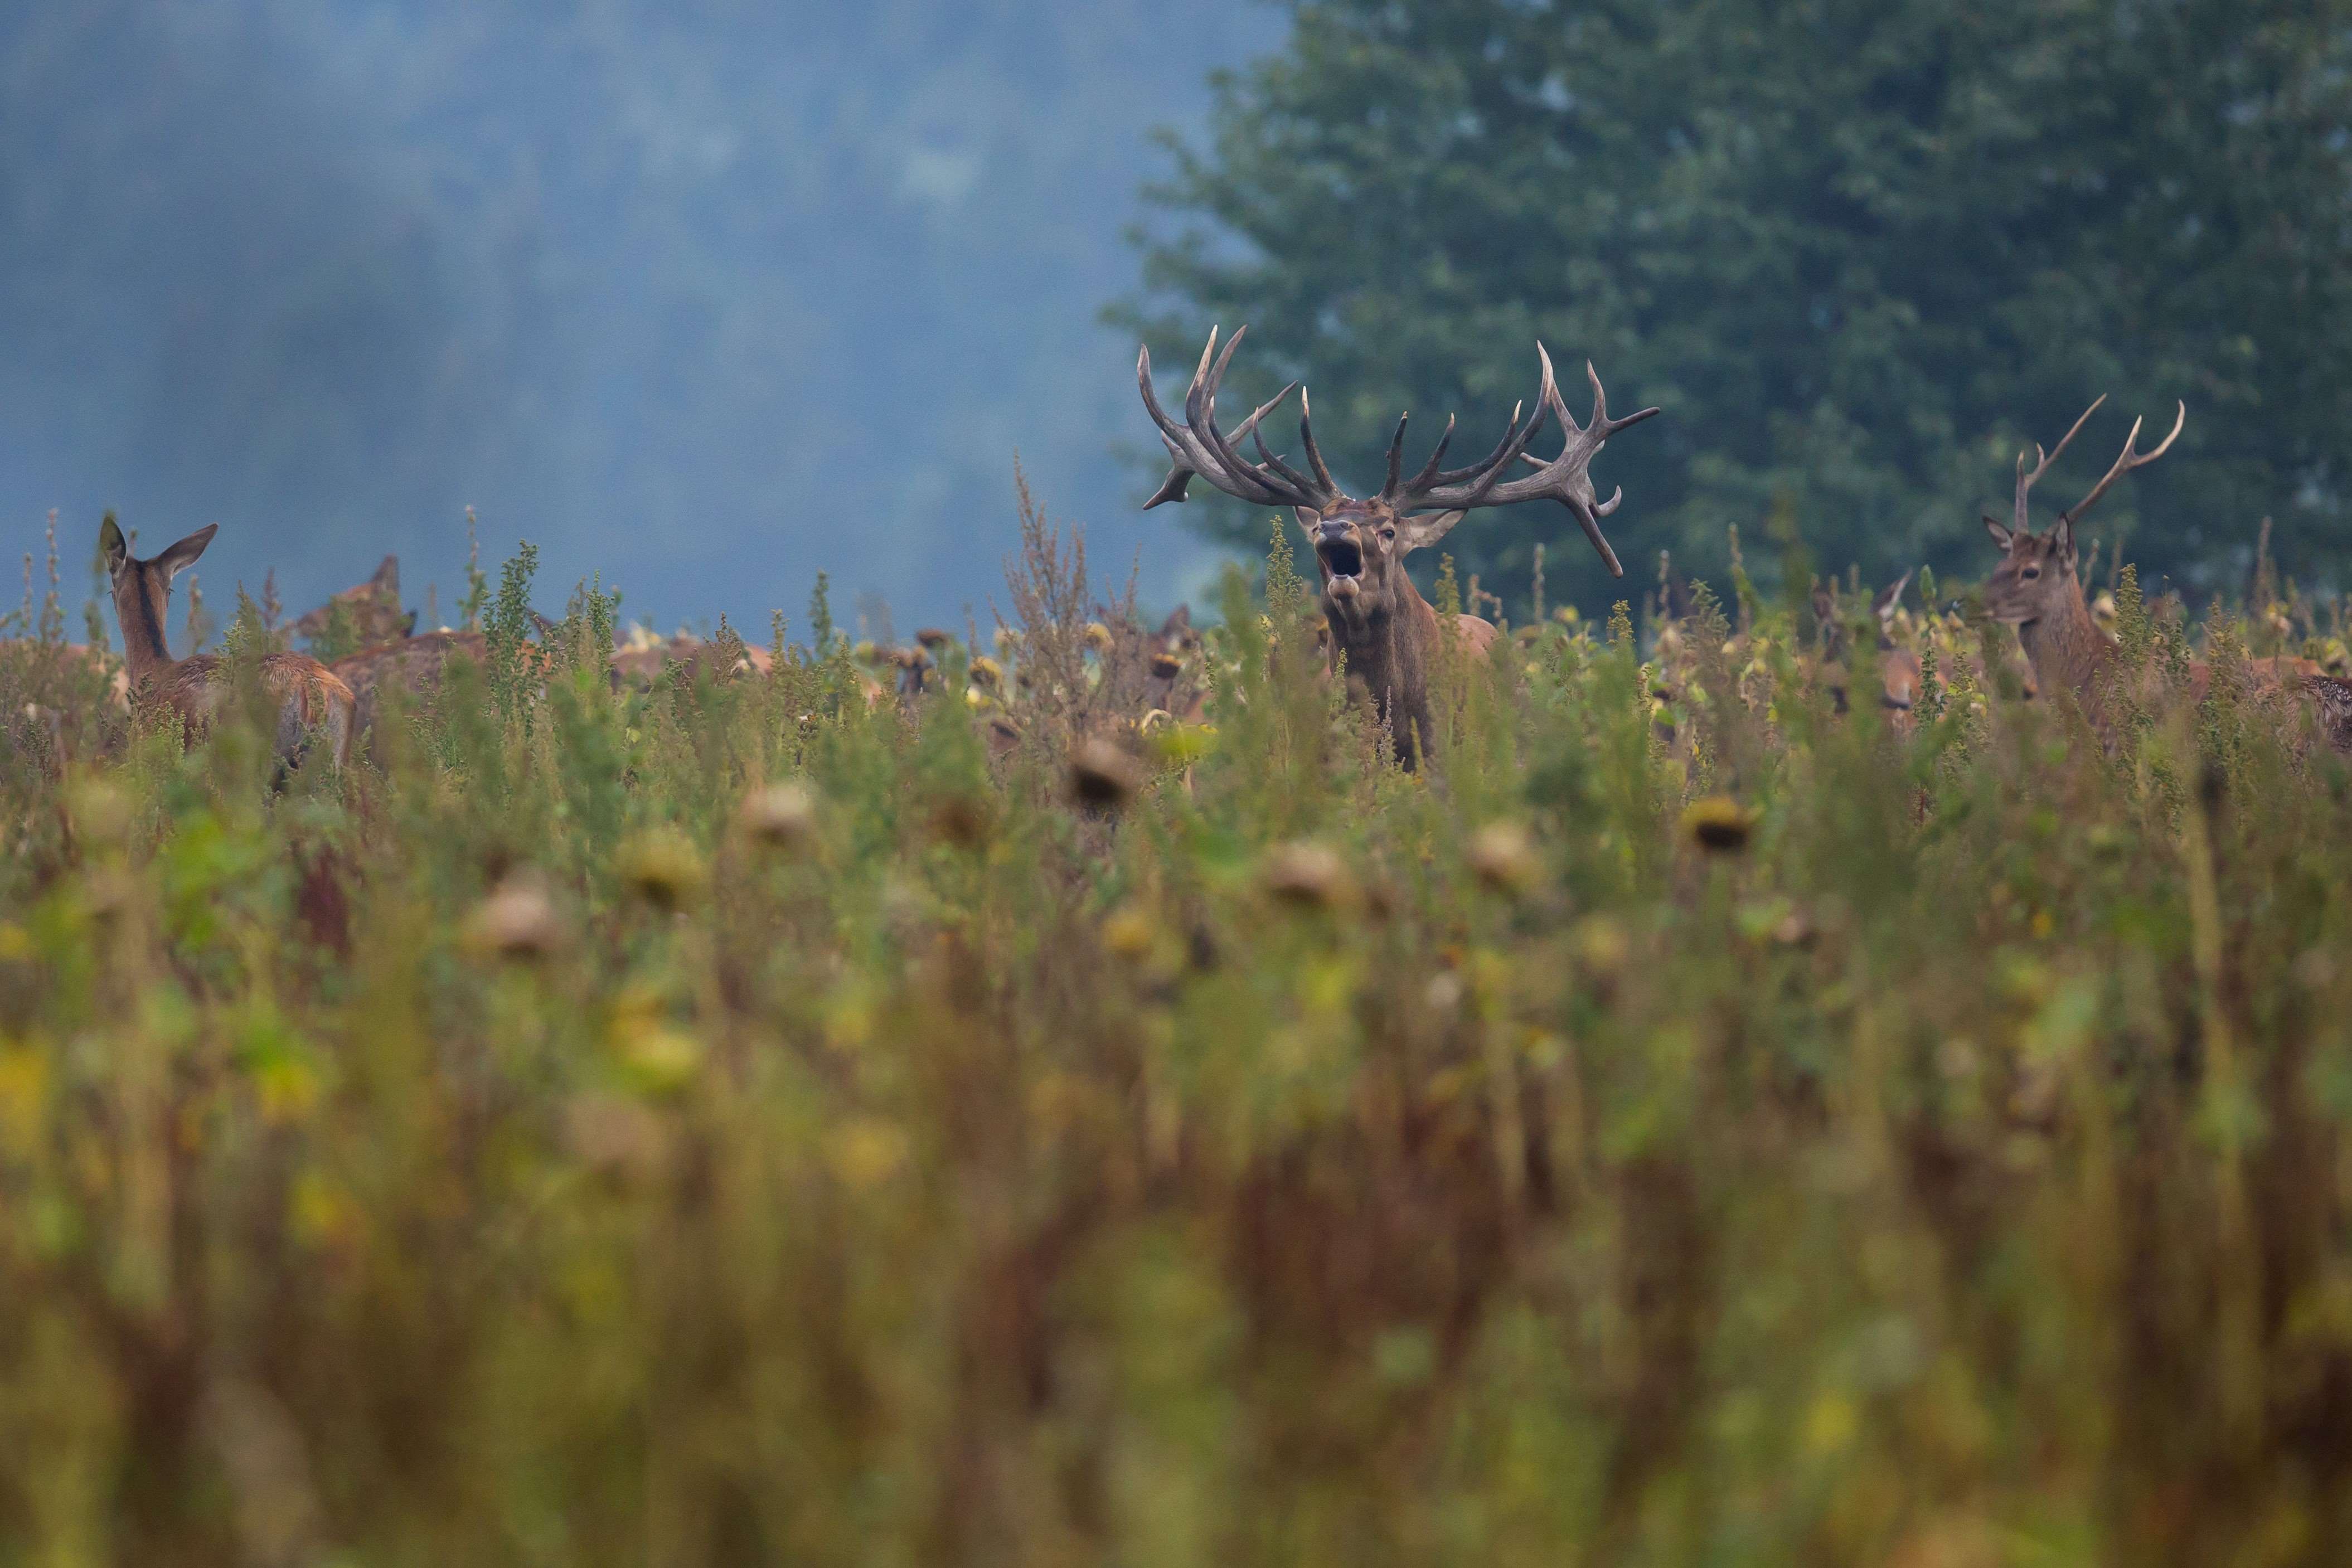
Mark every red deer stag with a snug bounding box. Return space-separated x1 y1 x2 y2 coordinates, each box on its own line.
100 516 353 769
1982 400 2352 749
1138 326 1658 764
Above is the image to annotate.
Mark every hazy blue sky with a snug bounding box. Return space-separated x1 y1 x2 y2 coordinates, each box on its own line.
0 1 1283 639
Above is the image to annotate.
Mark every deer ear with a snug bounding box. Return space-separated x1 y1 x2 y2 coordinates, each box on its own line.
1395 509 1466 554
1983 514 2014 550
1811 581 1835 622
372 555 400 593
1292 506 1321 538
1873 570 1910 619
154 524 217 583
98 513 128 576
2051 515 2077 562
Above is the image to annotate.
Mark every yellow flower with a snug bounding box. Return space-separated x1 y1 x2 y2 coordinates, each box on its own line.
617 827 707 909
1681 795 1757 853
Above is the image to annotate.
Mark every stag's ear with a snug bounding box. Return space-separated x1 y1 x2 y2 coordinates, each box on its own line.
1873 570 1910 620
2050 514 2077 562
154 524 217 584
1292 506 1321 540
98 513 128 577
1395 509 1466 554
1983 514 2015 550
1810 581 1835 623
371 555 399 593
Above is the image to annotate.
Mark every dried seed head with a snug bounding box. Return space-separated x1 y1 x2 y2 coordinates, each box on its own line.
1083 622 1114 654
1681 795 1756 853
617 827 708 909
1263 841 1356 911
1068 737 1145 810
463 871 569 960
969 654 1003 688
738 781 818 851
928 793 990 847
915 627 954 652
1466 821 1540 896
1148 649 1182 679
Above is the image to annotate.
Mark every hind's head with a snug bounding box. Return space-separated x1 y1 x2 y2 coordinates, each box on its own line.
99 514 215 666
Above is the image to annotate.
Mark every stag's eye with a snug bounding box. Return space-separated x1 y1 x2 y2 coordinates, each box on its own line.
1380 527 1396 541
2020 565 2041 581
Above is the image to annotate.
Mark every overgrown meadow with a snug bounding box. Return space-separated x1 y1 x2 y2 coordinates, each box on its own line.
2 503 2351 1568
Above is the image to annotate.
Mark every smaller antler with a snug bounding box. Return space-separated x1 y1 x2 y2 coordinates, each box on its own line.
2012 396 2104 535
2058 401 2186 527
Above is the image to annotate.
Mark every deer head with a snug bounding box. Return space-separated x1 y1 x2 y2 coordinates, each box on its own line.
292 555 410 648
1984 397 2183 627
1137 326 1660 627
99 514 216 676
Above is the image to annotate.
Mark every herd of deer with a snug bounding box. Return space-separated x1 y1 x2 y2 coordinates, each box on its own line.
1139 326 2352 759
12 324 2350 782
7 523 781 774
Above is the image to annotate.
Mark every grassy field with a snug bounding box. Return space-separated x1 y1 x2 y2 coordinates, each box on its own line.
2 508 2350 1567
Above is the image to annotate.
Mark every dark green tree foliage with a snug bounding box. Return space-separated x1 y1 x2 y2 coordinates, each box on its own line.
1127 0 2352 610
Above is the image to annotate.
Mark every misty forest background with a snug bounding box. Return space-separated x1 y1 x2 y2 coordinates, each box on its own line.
7 0 2352 630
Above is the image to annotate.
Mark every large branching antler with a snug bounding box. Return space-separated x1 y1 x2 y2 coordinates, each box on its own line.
1137 327 1660 575
1384 347 1661 577
1138 327 1339 513
2058 401 2185 527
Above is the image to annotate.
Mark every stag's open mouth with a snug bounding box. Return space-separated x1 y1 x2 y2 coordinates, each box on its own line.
1317 538 1363 580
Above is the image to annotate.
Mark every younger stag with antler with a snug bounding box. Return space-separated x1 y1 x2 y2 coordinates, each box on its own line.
1983 401 2352 748
100 516 354 770
1138 326 1658 765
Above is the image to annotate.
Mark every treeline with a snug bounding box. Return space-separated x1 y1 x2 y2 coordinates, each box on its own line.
1126 0 2352 608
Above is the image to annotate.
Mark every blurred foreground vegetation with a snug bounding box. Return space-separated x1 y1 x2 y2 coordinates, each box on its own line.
2 518 2351 1567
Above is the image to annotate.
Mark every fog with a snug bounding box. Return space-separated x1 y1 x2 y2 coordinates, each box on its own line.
0 1 1279 639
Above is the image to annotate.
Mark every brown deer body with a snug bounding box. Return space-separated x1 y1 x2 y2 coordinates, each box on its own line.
1138 326 1657 765
1984 401 2352 749
101 517 353 769
330 629 488 736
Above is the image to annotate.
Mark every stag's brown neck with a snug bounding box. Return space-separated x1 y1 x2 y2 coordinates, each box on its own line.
1327 581 1441 763
2016 586 2115 713
114 577 178 685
